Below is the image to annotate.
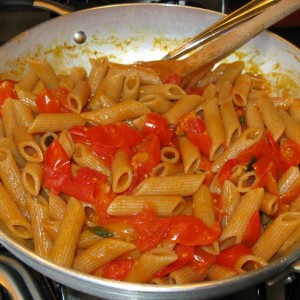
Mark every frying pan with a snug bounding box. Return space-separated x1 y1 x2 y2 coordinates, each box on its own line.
0 3 300 299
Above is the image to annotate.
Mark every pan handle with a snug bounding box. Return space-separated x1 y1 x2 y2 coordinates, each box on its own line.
33 0 73 15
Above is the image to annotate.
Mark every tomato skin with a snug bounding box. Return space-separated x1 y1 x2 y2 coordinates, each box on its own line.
166 215 220 246
43 139 71 194
243 211 261 246
96 258 135 281
155 244 195 278
0 80 17 116
142 113 173 146
217 159 238 185
216 244 251 269
133 210 170 252
36 87 70 113
163 73 181 85
280 139 300 166
190 247 216 271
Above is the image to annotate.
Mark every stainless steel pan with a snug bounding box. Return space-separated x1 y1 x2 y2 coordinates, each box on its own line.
0 3 300 299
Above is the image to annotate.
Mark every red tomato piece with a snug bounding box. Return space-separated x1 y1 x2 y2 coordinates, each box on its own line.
217 159 238 185
243 211 261 246
190 247 216 271
142 113 173 146
42 139 71 194
133 210 170 252
280 139 300 166
155 244 195 278
94 189 117 225
165 215 220 246
98 258 135 281
163 73 181 85
216 244 252 269
185 87 204 96
36 87 70 113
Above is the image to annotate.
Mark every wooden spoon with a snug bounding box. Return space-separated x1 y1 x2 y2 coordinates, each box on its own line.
137 0 300 82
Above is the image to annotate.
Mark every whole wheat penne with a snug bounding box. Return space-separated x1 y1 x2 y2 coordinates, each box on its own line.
48 192 66 222
245 104 265 130
73 238 136 273
138 94 173 113
278 109 300 144
169 265 207 284
21 161 43 196
107 194 184 217
14 84 38 112
28 113 86 133
133 173 205 197
161 146 180 164
121 71 140 101
81 100 150 125
67 80 91 113
231 73 251 107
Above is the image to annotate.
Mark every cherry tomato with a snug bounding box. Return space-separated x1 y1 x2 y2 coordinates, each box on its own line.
243 212 261 246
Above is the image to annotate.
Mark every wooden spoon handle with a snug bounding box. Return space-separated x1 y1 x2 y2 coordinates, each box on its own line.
183 0 300 75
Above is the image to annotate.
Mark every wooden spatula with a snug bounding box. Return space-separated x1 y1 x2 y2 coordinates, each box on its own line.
138 0 300 82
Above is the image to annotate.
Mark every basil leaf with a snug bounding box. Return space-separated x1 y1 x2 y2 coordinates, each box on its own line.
239 115 246 125
246 156 257 172
89 226 114 238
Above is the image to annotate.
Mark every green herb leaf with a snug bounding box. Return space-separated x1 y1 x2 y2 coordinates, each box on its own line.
239 115 246 125
246 156 257 172
89 226 114 238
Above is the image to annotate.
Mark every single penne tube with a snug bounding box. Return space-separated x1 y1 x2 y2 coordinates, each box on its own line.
27 194 52 259
169 265 207 284
88 57 109 97
207 263 237 280
133 173 205 197
217 80 232 105
111 149 132 193
103 72 125 102
196 63 228 89
27 58 59 90
121 71 140 101
178 135 201 174
220 180 240 229
32 80 46 95
164 95 204 125
251 212 300 261
235 255 268 274
125 247 178 283
138 94 173 114
67 80 91 113
278 227 300 253
139 84 186 100
14 84 38 113
203 97 225 160
245 104 265 130
11 99 34 128
17 70 40 91
219 188 264 249
150 162 183 177
289 99 300 123
58 130 75 158
256 95 285 141
261 192 278 216
21 161 43 196
270 96 293 110
73 238 136 274
39 132 58 151
0 137 26 167
81 202 99 226
2 98 17 138
0 183 32 239
13 126 44 163
202 84 217 101
215 61 245 91
192 184 215 227
277 166 300 199
72 143 111 180
161 146 180 164
220 98 242 146
78 229 103 250
48 192 66 221
0 146 29 217
51 197 86 268
81 100 150 125
70 66 87 82
231 73 252 107
211 127 263 173
278 109 300 145
28 113 86 133
237 171 256 193
107 194 185 217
